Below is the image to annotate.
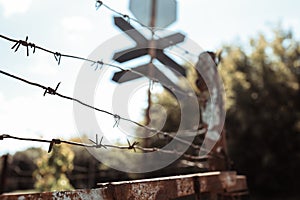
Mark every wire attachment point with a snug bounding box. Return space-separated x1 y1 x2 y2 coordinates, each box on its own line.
123 14 130 23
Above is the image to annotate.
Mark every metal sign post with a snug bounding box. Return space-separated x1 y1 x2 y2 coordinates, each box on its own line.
112 0 185 146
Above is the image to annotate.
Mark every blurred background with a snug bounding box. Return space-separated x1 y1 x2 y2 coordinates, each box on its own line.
0 0 299 199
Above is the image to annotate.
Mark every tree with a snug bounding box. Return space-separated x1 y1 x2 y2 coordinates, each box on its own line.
139 26 300 196
33 144 74 191
219 27 300 195
0 148 43 192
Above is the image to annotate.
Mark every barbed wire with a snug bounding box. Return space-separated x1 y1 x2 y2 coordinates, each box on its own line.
0 1 210 157
0 134 209 161
0 34 204 100
94 0 200 58
0 68 206 150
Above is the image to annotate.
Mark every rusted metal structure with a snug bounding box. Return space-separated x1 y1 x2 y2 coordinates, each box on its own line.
0 155 9 194
1 171 248 200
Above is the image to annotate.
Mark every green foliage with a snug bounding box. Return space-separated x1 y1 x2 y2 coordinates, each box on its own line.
139 26 300 195
0 148 43 192
146 63 204 134
219 27 300 194
33 144 74 192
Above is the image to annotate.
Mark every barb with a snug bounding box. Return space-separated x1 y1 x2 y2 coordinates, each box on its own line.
54 52 62 65
44 82 61 96
0 134 209 161
0 34 196 98
126 139 139 152
10 36 36 57
89 135 107 149
92 60 104 71
113 114 121 128
95 0 103 10
48 139 62 153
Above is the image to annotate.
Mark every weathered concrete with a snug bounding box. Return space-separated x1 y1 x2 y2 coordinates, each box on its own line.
0 171 248 200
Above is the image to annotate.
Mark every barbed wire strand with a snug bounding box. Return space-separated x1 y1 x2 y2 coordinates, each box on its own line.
0 2 217 165
0 2 208 152
0 68 206 150
0 134 209 161
0 32 208 119
0 34 203 100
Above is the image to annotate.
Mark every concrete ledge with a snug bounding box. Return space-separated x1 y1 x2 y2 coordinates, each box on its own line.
1 171 248 200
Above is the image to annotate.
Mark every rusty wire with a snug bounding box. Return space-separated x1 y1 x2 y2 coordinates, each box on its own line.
0 1 209 159
0 1 218 168
0 34 200 98
0 69 206 150
0 33 207 139
0 134 209 161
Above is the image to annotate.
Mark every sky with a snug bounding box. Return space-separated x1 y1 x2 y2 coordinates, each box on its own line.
0 0 299 155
